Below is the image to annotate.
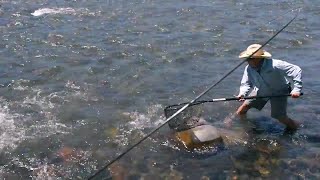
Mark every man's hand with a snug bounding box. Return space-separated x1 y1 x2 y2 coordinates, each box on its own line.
235 94 245 101
291 92 301 98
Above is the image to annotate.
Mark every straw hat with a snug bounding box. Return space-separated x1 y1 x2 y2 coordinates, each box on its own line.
239 44 272 59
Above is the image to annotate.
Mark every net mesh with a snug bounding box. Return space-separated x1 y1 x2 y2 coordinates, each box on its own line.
164 103 205 131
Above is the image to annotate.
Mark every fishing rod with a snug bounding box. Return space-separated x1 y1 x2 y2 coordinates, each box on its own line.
87 9 300 180
165 93 304 110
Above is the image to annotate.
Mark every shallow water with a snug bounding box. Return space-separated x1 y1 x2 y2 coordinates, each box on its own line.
0 0 320 179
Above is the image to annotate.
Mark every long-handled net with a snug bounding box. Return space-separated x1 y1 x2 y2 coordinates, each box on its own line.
163 93 300 131
164 103 206 131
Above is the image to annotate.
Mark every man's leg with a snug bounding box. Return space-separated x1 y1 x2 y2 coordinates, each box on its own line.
276 116 299 131
224 95 267 127
236 102 250 115
236 90 267 117
224 103 250 127
225 99 264 124
236 102 250 120
271 97 299 131
236 97 267 117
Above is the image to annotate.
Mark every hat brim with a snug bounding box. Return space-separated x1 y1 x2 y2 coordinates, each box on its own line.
238 50 272 59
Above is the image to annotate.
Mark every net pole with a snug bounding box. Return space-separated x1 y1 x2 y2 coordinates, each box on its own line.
166 92 303 108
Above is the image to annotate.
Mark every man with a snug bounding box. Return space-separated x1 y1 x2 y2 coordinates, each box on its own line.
233 44 302 131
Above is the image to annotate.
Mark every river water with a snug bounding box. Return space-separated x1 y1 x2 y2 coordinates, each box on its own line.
0 0 319 179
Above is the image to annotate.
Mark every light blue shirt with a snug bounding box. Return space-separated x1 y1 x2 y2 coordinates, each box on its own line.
239 58 302 96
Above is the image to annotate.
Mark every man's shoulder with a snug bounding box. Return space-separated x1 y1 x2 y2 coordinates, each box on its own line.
268 58 302 71
268 58 289 67
268 58 286 63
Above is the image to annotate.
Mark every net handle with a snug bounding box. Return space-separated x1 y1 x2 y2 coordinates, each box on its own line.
164 93 303 111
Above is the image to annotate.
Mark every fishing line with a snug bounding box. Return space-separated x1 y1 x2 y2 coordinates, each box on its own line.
87 8 300 180
267 7 301 24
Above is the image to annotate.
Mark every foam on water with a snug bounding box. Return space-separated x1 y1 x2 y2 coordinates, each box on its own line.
111 104 166 146
0 104 26 151
31 7 100 17
0 82 96 178
0 83 74 152
31 7 76 17
125 104 166 130
21 90 71 137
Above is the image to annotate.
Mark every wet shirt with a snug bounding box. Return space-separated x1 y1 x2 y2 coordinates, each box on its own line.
239 58 302 96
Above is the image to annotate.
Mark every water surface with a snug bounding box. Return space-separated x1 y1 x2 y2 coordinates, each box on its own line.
0 0 319 179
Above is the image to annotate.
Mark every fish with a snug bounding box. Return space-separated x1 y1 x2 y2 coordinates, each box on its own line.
175 125 223 150
172 120 248 150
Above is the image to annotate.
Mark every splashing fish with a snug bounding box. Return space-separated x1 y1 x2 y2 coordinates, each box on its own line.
172 119 248 150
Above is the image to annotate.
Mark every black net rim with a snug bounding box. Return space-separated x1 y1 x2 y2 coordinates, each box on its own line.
164 102 205 118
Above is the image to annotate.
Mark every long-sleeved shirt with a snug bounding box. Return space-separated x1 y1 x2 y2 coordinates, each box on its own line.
239 58 302 96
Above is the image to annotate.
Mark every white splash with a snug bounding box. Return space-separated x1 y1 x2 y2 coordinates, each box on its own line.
124 104 165 129
0 105 26 151
0 84 72 151
111 104 166 146
31 7 76 17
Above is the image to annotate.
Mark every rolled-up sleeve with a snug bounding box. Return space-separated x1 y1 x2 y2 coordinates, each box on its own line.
239 66 252 96
277 60 302 93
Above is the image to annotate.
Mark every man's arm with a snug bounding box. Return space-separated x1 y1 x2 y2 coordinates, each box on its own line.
238 66 252 97
276 60 302 97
